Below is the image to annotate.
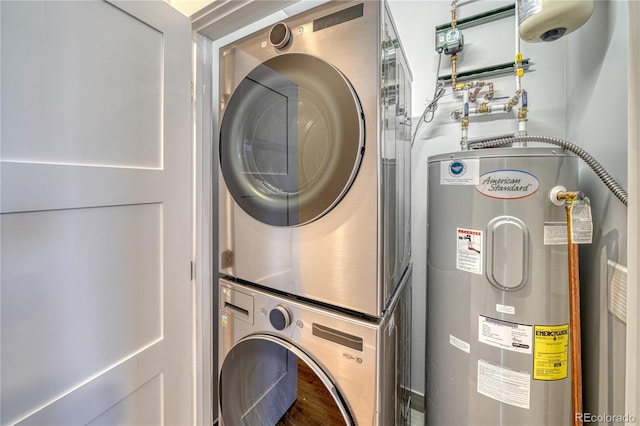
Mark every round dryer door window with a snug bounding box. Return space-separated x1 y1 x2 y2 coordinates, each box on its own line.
220 53 364 227
219 336 353 425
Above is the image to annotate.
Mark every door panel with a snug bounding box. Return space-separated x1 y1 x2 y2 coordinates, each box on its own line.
0 1 193 424
2 0 164 169
86 374 163 426
1 205 163 421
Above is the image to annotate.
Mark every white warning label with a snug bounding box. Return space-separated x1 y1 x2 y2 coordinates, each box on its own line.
571 202 593 244
496 304 515 315
477 359 530 409
544 222 567 245
457 228 483 274
478 315 532 354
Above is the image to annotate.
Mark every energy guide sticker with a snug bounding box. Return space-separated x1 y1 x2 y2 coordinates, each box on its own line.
533 324 568 380
457 228 483 274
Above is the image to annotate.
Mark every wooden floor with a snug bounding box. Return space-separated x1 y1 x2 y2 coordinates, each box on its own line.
277 359 347 425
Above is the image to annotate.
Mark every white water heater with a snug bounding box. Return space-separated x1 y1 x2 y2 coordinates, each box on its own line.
518 0 595 42
426 147 578 425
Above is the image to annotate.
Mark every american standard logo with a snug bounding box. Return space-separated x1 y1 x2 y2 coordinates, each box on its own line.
476 169 539 199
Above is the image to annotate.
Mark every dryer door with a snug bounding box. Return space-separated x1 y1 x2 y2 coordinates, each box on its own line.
219 53 364 227
219 335 353 425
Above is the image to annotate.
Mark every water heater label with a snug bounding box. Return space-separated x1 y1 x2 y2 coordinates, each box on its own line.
496 304 516 315
543 222 568 245
570 201 593 244
475 169 539 199
477 359 531 409
478 315 532 354
456 228 483 274
440 158 480 185
533 324 569 381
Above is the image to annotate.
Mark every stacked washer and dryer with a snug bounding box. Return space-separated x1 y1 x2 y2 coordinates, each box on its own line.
216 1 413 425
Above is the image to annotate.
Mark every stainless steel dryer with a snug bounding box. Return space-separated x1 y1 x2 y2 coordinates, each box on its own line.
218 268 412 425
217 0 412 316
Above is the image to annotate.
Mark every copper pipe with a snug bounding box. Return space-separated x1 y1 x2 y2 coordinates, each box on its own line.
470 87 481 102
484 82 494 100
451 55 458 88
451 0 457 28
566 203 583 426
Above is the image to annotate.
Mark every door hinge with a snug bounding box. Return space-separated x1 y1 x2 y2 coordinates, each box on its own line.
190 261 195 281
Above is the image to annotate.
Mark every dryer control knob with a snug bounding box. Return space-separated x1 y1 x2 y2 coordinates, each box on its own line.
269 22 292 49
270 305 292 330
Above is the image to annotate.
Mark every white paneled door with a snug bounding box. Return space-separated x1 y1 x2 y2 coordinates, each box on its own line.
1 1 194 425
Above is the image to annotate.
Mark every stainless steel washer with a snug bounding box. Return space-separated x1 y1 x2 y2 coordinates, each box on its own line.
217 0 412 316
218 268 412 425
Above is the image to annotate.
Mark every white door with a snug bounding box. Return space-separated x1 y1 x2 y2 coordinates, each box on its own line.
1 1 193 425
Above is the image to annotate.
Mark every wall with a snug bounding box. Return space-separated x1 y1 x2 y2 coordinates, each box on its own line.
565 0 628 419
626 0 640 419
388 0 629 416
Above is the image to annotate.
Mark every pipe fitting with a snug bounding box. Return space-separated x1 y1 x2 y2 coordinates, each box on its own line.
466 80 485 89
550 186 567 206
518 107 528 120
460 137 468 150
451 0 457 28
470 87 481 102
478 103 489 114
550 187 586 206
484 83 495 101
557 190 585 204
451 55 458 88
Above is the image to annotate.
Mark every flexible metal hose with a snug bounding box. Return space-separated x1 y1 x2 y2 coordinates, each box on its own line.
469 135 629 206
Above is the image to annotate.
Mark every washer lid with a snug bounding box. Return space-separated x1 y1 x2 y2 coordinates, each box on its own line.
220 53 364 227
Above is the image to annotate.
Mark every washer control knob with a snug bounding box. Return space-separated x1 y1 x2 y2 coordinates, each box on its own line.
269 22 292 49
269 305 292 330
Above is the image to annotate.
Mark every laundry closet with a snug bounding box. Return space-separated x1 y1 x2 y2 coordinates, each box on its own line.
0 1 638 425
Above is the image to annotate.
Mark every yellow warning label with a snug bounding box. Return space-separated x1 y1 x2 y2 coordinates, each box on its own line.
533 324 569 381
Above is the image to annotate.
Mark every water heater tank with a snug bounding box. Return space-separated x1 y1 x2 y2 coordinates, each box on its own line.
518 0 595 42
426 147 578 425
